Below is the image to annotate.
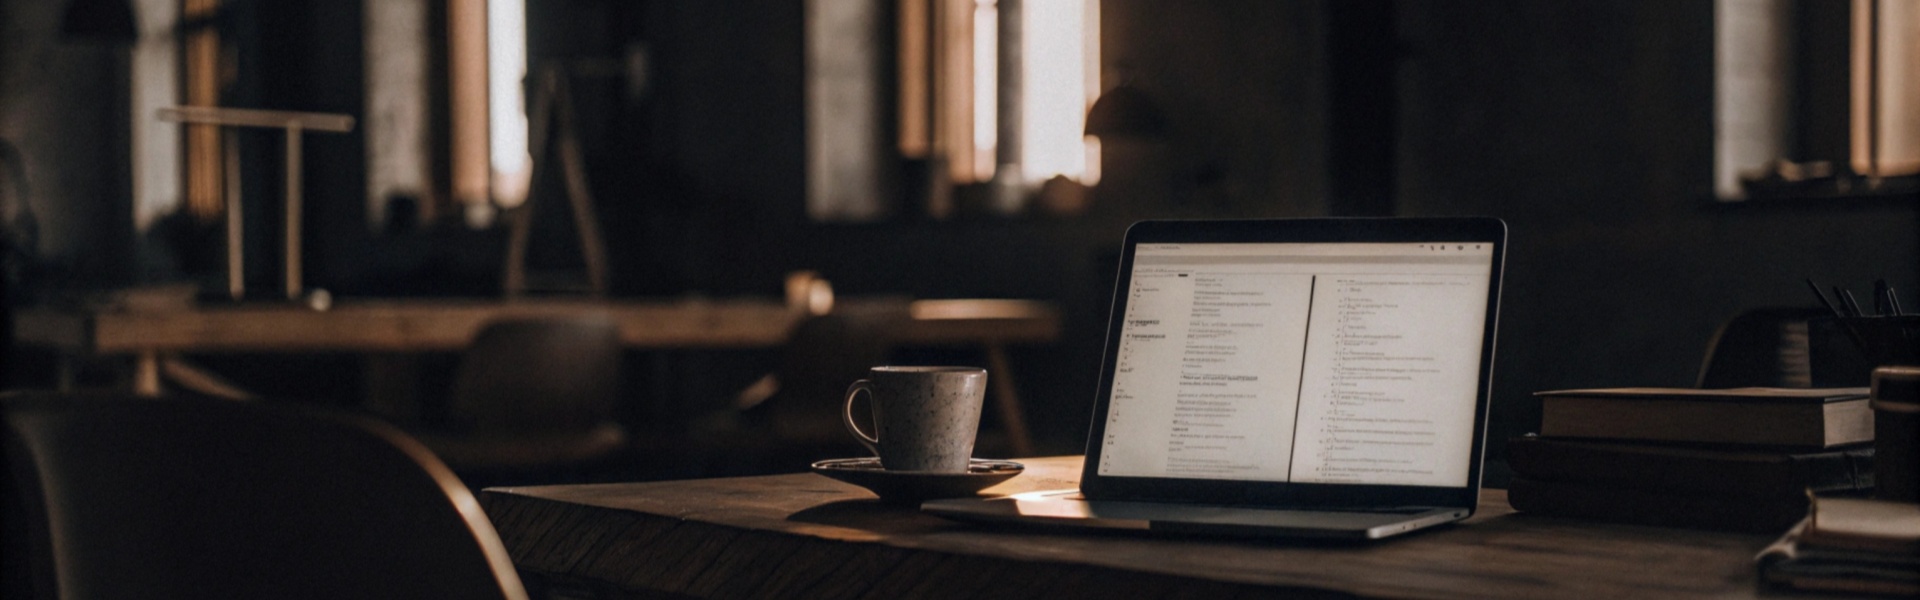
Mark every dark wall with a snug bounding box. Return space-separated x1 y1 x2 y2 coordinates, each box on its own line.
4 0 1914 456
0 0 368 299
1395 1 1919 452
229 0 366 295
563 0 1332 451
1099 0 1328 218
0 0 135 295
597 0 1916 453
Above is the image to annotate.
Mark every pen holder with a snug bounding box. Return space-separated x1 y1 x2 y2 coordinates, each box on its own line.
1808 316 1920 387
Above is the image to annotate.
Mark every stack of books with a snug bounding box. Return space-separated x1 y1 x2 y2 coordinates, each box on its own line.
1757 496 1920 596
1506 387 1875 532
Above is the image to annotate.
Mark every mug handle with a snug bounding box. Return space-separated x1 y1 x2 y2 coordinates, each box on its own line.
843 379 881 456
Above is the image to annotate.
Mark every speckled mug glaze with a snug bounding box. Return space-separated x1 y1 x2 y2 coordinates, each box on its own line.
842 366 987 472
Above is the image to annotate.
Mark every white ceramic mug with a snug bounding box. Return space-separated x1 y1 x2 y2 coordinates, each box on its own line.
842 366 987 472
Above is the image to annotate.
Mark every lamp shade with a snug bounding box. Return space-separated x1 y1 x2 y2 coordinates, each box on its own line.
1083 83 1167 140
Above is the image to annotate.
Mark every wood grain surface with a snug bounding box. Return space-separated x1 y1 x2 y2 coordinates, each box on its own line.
480 456 1813 600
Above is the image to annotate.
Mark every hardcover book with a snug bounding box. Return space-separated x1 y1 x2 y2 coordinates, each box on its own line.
1757 497 1920 596
1506 477 1811 533
1505 436 1874 497
1535 387 1871 448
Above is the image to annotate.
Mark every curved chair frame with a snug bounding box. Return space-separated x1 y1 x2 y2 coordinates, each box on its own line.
2 392 528 600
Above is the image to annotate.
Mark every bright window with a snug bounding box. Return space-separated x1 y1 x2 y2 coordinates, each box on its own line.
1714 0 1920 200
1019 0 1100 186
807 0 1102 221
488 0 532 207
900 0 1100 191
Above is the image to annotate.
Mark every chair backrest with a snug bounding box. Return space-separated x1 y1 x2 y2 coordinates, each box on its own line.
1697 307 1828 388
1 392 528 600
750 301 910 442
448 318 622 435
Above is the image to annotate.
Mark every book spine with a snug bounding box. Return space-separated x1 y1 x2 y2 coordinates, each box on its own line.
1506 438 1874 496
1538 396 1832 447
1506 477 1807 533
1791 448 1876 493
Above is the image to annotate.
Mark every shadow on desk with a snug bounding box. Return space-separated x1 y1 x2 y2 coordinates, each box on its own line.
786 500 959 534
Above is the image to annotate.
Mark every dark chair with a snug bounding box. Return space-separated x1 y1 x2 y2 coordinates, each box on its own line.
1696 307 1828 388
1 391 527 600
413 318 627 477
716 301 910 473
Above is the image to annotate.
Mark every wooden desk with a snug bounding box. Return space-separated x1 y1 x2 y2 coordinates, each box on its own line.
480 456 1814 600
15 297 1059 453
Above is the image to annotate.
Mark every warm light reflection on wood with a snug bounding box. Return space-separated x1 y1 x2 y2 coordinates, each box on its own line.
910 298 1055 320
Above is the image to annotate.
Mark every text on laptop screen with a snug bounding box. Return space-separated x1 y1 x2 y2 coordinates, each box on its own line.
1097 242 1492 488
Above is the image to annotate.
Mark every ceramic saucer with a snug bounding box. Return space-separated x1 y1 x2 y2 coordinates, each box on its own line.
810 458 1024 504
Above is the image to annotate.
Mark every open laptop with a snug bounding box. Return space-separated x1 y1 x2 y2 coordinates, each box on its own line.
924 218 1507 539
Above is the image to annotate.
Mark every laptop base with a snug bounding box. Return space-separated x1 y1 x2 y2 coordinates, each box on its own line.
924 490 1471 540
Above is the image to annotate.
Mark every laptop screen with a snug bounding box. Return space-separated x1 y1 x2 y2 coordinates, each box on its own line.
1094 240 1494 489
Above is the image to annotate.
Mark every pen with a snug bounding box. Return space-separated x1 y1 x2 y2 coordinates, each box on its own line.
1835 286 1864 317
1807 279 1843 318
1890 286 1905 316
1874 280 1892 316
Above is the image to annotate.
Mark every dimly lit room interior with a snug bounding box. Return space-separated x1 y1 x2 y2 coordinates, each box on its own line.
3 0 1918 598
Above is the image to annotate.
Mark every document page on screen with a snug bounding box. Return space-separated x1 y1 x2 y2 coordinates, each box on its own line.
1095 242 1492 488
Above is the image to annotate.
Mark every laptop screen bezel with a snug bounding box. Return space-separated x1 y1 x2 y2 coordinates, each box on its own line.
1078 218 1507 510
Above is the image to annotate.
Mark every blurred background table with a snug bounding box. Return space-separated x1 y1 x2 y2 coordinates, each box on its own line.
17 297 1058 354
14 297 1059 454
